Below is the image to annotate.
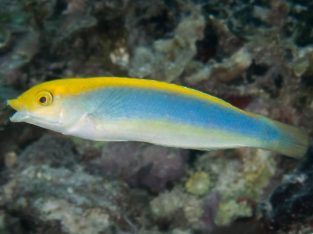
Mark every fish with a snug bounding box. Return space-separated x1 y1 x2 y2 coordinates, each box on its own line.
7 77 309 158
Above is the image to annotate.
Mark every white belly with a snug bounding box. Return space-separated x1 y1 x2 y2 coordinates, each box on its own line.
62 114 261 150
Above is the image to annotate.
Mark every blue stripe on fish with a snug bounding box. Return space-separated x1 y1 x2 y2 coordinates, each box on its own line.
84 87 279 141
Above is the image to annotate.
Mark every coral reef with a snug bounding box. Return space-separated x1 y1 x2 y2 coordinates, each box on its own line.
129 9 205 82
190 149 276 226
150 188 204 230
0 0 313 233
0 135 150 233
185 171 211 196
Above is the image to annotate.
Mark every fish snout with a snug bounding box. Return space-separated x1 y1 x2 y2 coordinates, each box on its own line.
7 99 30 122
7 99 23 111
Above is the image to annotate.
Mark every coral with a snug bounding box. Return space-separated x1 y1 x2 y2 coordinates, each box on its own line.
0 136 154 233
36 198 110 234
0 164 133 234
185 47 252 84
128 8 205 82
185 171 211 196
150 188 204 229
215 199 252 225
192 149 276 225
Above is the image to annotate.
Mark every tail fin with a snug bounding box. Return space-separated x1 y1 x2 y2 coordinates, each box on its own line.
265 119 309 159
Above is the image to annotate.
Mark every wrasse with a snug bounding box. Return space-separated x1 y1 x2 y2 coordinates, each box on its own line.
7 77 309 158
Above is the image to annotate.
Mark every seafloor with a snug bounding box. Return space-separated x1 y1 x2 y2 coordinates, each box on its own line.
0 0 313 233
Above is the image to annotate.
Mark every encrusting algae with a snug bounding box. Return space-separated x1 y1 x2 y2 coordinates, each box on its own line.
185 171 211 196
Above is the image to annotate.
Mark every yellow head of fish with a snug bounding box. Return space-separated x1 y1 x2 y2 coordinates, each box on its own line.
7 80 73 130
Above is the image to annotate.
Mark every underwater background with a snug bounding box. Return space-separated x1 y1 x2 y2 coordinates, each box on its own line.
0 0 313 233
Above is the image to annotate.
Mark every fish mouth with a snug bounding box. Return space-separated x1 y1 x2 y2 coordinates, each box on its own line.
10 110 62 129
10 111 30 122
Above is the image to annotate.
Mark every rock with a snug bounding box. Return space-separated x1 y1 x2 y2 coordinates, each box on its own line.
19 134 78 169
86 142 188 193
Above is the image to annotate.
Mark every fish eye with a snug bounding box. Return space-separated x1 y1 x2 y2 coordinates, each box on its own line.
36 91 53 106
